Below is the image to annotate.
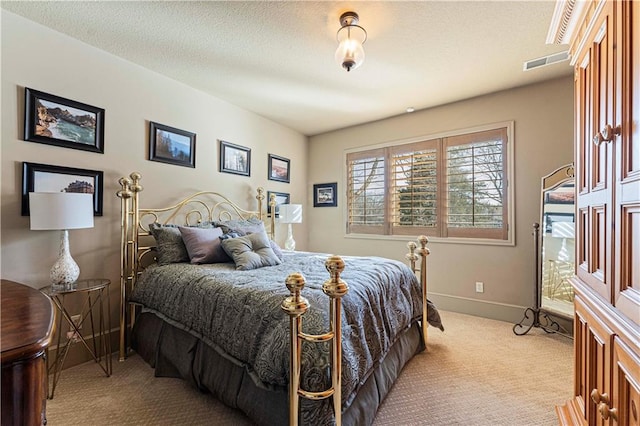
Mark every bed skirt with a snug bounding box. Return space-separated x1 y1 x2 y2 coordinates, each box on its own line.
132 311 424 425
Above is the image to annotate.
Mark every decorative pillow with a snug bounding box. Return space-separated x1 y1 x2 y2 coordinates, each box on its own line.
149 222 212 265
178 226 230 264
270 239 284 262
221 231 282 271
214 217 265 235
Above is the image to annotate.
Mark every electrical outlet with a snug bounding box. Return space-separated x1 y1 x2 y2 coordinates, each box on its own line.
67 315 82 342
70 315 82 330
475 281 484 293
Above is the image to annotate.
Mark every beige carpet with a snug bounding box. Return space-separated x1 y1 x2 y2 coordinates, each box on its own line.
46 311 573 425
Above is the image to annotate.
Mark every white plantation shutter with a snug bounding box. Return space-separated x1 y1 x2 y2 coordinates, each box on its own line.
444 129 507 239
346 125 510 241
347 149 386 234
389 139 439 236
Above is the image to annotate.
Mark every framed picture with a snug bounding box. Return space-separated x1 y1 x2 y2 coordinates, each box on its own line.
220 140 251 176
267 191 290 217
24 87 105 154
268 154 290 183
22 162 103 216
313 182 338 207
149 121 196 168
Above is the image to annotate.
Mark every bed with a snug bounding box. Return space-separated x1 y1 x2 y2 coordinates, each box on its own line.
116 172 442 425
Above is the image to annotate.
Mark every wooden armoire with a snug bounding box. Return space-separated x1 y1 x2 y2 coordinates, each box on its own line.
549 1 640 425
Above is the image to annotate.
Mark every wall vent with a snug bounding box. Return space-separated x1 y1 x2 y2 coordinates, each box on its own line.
523 51 569 71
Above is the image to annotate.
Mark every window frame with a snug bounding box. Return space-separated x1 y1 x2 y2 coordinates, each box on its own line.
344 121 515 246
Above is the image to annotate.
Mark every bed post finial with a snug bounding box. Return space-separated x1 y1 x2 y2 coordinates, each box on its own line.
256 187 265 219
323 256 348 298
281 272 309 426
406 241 418 272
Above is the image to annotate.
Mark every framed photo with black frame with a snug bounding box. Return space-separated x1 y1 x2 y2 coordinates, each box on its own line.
24 87 105 154
267 191 290 217
268 154 290 183
313 182 338 207
22 162 103 216
220 140 251 176
149 121 196 168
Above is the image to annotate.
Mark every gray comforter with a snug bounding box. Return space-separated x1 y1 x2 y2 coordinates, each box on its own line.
130 251 441 419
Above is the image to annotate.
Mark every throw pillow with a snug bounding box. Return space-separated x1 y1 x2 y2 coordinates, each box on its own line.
149 222 213 265
221 231 282 271
149 223 190 265
178 226 230 264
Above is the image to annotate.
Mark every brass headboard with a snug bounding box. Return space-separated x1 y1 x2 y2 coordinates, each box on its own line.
116 172 275 361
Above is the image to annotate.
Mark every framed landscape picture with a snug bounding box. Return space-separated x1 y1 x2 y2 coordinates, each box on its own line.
22 162 103 216
313 182 338 207
220 140 251 176
24 87 105 153
268 154 290 183
149 122 196 168
267 191 290 217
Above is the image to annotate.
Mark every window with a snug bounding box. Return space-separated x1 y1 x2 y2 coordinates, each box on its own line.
347 125 511 242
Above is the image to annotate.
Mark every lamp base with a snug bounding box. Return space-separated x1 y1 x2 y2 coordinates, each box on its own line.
50 230 80 287
284 223 296 251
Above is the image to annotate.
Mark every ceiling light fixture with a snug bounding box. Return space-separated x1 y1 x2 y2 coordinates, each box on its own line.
335 11 367 72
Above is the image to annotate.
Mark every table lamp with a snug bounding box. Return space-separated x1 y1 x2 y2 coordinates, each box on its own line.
29 192 94 287
279 204 302 251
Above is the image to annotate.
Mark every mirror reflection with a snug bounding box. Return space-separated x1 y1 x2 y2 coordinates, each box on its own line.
540 165 575 318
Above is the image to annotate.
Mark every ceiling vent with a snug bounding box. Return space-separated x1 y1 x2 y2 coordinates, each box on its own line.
523 51 569 71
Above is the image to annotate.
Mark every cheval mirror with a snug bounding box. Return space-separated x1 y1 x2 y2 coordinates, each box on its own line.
514 163 575 337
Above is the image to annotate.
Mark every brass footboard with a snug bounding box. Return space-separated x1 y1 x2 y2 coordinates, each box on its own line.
281 256 348 426
282 236 429 425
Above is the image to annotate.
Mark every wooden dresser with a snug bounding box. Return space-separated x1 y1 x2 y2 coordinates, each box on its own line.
549 1 640 425
1 279 54 426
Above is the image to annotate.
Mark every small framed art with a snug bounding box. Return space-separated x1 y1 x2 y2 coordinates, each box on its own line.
313 182 338 207
267 191 290 217
24 87 105 154
268 154 290 183
22 162 104 216
149 121 196 168
220 140 251 176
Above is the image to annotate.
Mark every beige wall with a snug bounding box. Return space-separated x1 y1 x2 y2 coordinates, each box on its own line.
308 76 574 322
1 12 308 294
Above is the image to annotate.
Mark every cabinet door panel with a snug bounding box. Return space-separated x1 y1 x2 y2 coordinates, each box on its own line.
575 2 615 302
613 337 640 426
614 0 640 326
575 294 614 426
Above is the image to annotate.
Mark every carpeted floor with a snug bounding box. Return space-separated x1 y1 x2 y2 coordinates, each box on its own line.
45 310 573 425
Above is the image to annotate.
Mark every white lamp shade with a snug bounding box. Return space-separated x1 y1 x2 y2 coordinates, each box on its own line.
29 192 94 230
279 204 302 224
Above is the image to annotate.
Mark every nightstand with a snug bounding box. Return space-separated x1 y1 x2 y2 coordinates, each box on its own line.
40 278 112 398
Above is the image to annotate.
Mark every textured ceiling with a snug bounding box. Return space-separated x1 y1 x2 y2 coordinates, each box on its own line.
1 1 572 136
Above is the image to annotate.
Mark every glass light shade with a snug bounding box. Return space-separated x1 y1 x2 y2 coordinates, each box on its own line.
335 25 366 71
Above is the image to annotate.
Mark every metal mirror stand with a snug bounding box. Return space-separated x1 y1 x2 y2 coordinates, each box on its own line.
513 163 575 338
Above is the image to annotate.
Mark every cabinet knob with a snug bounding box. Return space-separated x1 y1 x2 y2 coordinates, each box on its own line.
591 388 610 405
598 402 618 421
593 124 621 146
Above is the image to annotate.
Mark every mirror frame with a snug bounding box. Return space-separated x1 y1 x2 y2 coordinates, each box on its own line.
513 163 574 337
538 163 575 322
